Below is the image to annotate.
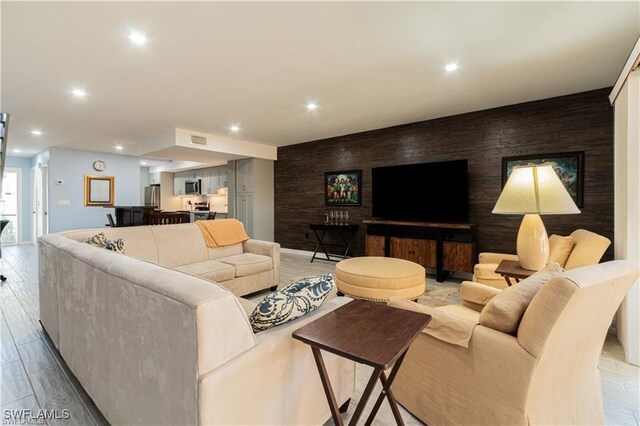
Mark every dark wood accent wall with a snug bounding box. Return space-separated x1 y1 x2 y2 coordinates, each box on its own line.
275 88 614 260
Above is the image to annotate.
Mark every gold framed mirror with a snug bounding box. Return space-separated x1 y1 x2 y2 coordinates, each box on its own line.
84 175 114 206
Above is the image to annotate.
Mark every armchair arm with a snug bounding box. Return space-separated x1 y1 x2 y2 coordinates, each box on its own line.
388 297 477 348
478 252 519 264
460 281 502 308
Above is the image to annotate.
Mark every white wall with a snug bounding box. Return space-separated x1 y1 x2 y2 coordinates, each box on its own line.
46 147 141 233
614 70 640 366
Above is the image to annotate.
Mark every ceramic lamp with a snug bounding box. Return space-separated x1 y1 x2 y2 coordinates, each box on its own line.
493 164 580 270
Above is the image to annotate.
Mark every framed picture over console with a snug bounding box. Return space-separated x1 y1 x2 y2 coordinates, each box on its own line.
502 151 584 208
325 170 361 206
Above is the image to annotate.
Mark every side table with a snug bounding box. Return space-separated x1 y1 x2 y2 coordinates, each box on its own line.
292 300 431 425
494 259 536 286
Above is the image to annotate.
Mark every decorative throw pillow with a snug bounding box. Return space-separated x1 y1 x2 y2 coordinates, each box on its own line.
83 232 125 254
548 235 574 267
249 274 334 333
479 262 563 335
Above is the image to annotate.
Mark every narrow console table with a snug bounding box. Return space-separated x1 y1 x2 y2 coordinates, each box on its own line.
363 220 476 282
309 224 359 263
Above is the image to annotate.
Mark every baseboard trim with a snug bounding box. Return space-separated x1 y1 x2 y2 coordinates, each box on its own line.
280 247 316 257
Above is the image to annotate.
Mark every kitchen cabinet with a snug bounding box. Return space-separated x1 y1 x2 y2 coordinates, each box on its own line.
174 166 229 196
236 159 254 193
173 172 186 196
236 193 254 238
219 167 228 187
202 166 228 195
149 172 160 185
232 158 273 241
201 168 213 195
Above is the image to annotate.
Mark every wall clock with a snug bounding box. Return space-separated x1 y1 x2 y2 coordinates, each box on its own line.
92 160 106 172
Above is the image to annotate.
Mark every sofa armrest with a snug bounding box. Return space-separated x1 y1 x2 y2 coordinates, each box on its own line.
243 239 280 258
243 239 280 285
197 296 355 425
388 297 476 348
460 281 502 307
478 252 519 264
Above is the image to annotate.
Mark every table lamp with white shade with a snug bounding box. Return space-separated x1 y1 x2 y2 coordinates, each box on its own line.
492 164 580 270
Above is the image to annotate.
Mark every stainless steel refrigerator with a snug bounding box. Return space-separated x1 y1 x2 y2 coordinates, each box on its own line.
144 184 161 208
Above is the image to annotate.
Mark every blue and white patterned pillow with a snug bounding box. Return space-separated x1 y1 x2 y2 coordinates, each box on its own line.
249 274 334 333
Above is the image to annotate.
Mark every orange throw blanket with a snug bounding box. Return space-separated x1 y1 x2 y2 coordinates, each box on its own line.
196 219 250 248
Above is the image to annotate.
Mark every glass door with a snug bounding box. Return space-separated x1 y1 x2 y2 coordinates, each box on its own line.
0 169 19 244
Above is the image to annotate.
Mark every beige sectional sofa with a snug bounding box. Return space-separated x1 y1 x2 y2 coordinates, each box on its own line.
38 223 355 425
61 223 279 297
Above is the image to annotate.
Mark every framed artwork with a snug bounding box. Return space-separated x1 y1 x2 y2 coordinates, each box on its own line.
84 175 114 206
502 151 584 208
325 170 361 206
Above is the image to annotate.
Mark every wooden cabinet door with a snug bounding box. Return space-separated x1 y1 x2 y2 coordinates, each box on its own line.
391 238 430 266
443 242 476 273
365 235 385 256
425 240 437 269
236 159 254 192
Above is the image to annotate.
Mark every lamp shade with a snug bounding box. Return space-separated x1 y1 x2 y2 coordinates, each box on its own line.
493 164 580 215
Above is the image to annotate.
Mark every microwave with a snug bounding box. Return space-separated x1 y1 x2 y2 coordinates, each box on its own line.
185 179 201 195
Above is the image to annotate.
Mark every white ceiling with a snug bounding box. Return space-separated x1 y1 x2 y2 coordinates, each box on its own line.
2 1 638 160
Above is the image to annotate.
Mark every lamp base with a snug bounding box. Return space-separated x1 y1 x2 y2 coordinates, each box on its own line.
516 214 549 271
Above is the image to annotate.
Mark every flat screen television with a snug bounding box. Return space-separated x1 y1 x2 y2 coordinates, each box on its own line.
372 159 468 222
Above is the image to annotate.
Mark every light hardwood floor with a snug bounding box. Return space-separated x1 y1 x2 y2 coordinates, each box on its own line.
1 245 638 425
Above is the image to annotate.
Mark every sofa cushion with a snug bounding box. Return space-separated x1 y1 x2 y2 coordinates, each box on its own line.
479 263 563 335
64 228 159 263
208 243 244 260
150 224 209 268
548 235 574 267
218 253 273 277
249 274 334 332
175 260 236 283
564 229 611 270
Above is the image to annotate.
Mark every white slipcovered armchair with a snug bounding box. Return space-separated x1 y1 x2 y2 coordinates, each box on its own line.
388 261 639 425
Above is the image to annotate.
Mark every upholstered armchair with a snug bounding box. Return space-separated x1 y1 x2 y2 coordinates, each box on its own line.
388 261 639 426
474 229 611 288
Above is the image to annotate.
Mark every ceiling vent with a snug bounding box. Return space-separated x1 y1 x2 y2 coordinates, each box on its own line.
190 135 207 146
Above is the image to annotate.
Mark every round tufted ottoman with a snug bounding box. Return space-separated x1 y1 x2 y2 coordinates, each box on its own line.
335 257 426 302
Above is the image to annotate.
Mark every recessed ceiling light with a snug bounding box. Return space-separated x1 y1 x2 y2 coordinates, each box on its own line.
141 161 147 166
13 149 20 153
306 102 318 111
72 89 87 98
115 145 124 151
229 125 240 133
31 130 43 136
128 31 147 46
445 63 459 72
